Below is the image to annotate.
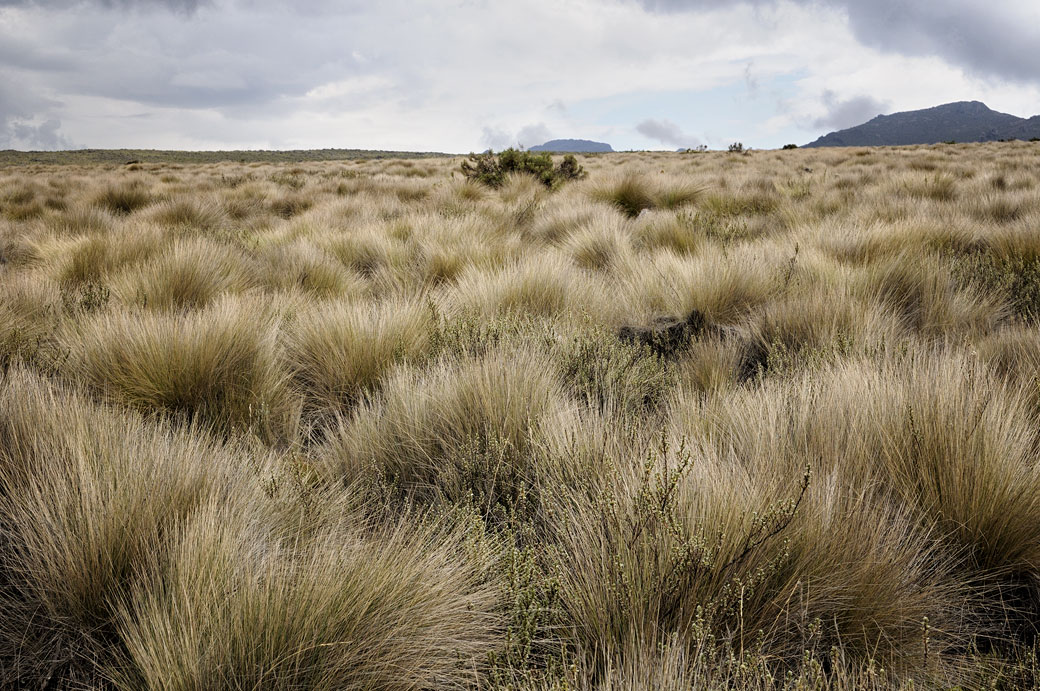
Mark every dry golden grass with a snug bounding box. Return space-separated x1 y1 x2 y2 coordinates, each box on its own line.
3 142 1040 688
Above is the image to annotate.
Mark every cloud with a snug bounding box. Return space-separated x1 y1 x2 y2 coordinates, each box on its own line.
743 61 759 97
479 126 513 151
0 78 70 149
479 123 554 150
0 0 1036 151
6 118 70 149
812 90 888 130
517 123 552 149
837 0 1040 84
0 0 208 12
632 0 1040 85
636 118 700 148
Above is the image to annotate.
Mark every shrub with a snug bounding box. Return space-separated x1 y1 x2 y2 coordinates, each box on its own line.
782 143 798 150
727 142 744 153
952 250 1040 322
555 325 676 414
460 149 586 189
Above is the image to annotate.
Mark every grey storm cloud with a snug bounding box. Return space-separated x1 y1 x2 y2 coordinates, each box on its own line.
0 3 381 112
634 0 1040 84
636 118 700 148
0 81 70 149
813 90 889 130
7 118 71 149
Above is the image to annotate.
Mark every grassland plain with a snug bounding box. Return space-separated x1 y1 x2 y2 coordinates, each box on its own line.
2 143 1040 689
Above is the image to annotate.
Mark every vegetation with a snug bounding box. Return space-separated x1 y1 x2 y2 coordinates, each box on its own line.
2 143 1040 688
0 148 448 166
460 148 587 189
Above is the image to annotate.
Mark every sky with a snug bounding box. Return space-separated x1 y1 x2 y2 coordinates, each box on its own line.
1 0 1039 152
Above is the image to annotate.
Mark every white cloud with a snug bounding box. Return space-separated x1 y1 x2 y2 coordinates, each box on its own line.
0 0 1038 151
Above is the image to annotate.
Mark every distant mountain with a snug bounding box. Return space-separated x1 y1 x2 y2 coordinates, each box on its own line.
804 101 1040 147
528 139 613 153
1001 115 1040 141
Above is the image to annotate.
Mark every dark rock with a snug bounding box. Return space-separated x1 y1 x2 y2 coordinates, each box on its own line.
618 310 705 357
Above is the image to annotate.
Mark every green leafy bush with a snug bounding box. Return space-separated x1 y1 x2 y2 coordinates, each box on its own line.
460 149 586 189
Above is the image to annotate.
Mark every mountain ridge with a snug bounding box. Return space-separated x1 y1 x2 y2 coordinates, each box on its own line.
528 139 613 153
804 101 1040 147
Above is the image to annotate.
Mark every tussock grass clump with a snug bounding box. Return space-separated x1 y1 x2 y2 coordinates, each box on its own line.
114 238 255 310
319 348 563 509
0 275 61 366
93 179 152 215
952 248 1040 321
700 188 779 217
259 241 364 298
621 248 775 325
552 448 952 672
970 194 1033 224
563 215 632 271
450 254 600 319
115 512 499 691
0 370 498 689
858 252 1003 334
0 182 47 220
592 174 702 218
597 174 655 217
0 370 232 687
149 197 227 231
740 289 901 378
62 298 289 437
6 148 1040 687
321 226 402 276
977 325 1040 381
284 299 433 418
903 173 958 201
692 351 1040 643
46 229 161 286
269 192 314 219
47 204 113 234
635 211 700 255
